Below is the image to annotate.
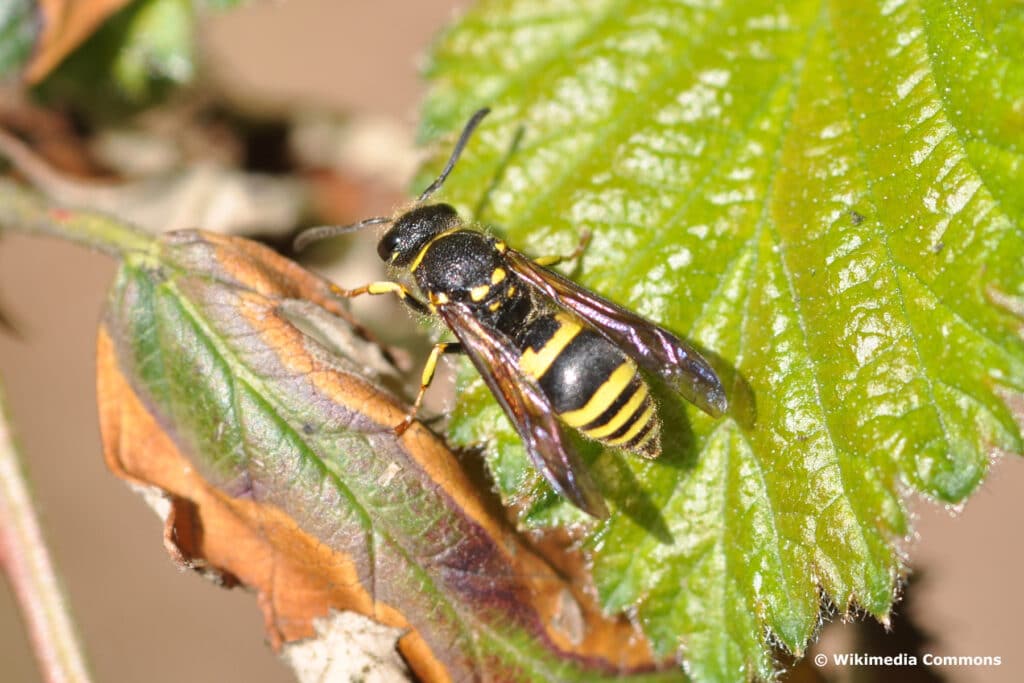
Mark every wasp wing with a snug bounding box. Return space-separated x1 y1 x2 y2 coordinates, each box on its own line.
505 249 728 417
438 302 609 518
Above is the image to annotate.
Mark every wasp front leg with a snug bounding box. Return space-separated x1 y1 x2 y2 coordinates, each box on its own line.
329 280 430 314
394 342 464 435
532 229 593 269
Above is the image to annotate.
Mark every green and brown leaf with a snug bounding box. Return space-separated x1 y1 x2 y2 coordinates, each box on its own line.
94 224 684 682
422 0 1024 680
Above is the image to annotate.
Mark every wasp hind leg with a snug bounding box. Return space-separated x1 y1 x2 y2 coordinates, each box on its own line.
329 280 429 314
394 342 464 435
532 229 593 270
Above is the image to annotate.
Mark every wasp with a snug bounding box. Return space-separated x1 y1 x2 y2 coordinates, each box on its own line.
295 109 727 518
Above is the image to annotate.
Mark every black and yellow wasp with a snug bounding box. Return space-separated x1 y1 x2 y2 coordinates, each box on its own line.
295 109 727 518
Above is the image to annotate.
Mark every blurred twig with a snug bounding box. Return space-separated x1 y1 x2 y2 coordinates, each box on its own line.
0 382 94 683
0 179 152 257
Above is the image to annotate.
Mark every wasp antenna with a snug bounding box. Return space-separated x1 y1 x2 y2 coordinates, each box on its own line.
293 216 392 253
417 107 491 203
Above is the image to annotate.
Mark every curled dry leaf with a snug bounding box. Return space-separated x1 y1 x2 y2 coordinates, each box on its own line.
27 0 133 83
95 229 684 681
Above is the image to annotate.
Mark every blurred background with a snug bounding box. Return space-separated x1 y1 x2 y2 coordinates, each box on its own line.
0 1 1021 682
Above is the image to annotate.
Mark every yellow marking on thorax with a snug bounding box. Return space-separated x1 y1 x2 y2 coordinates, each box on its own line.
560 362 637 429
605 401 656 446
580 381 649 440
495 241 507 253
409 228 461 273
519 313 580 379
429 291 449 305
491 268 507 284
488 301 502 312
470 284 490 301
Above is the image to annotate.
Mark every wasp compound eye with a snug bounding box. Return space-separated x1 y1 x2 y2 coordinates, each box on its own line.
377 227 402 262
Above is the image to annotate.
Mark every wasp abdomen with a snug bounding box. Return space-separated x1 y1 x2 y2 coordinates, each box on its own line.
518 312 660 457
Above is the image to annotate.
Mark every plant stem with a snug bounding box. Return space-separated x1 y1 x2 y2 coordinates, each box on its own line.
0 179 152 258
0 382 94 683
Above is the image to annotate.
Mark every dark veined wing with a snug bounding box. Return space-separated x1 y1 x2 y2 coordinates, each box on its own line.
438 302 610 518
505 249 729 417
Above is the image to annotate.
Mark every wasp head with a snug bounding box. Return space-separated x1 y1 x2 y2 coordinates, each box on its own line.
378 203 461 267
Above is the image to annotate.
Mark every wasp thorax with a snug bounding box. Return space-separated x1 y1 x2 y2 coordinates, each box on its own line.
378 203 461 267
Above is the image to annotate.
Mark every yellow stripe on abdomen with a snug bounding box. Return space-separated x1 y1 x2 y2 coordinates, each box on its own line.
519 313 581 379
561 363 639 429
581 380 648 440
604 400 656 446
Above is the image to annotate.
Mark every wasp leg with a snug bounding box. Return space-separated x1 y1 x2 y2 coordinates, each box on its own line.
394 342 464 435
330 280 429 314
532 229 593 268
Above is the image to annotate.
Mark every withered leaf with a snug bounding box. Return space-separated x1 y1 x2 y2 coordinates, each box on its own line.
96 229 684 681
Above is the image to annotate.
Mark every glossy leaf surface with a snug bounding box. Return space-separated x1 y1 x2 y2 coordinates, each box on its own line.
422 1 1024 679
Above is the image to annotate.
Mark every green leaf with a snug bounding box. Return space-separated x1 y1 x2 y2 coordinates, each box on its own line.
0 0 36 78
423 0 1024 680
